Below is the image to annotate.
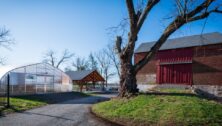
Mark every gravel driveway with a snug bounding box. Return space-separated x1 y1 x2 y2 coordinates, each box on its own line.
0 93 117 126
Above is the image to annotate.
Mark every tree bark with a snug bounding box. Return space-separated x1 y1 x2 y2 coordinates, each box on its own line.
118 55 138 97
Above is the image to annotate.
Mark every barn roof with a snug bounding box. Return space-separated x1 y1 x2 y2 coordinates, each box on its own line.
135 32 222 53
65 69 104 82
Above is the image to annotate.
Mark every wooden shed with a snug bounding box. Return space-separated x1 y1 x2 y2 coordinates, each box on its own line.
65 70 105 92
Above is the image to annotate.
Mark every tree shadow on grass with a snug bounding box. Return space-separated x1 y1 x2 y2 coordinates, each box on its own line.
143 92 197 97
141 92 222 103
0 105 21 117
57 95 110 104
11 92 90 104
0 106 7 117
11 91 114 105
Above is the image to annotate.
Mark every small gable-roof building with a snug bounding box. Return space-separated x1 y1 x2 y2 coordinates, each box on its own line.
66 69 104 91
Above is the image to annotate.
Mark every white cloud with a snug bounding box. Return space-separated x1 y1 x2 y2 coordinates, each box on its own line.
0 65 15 78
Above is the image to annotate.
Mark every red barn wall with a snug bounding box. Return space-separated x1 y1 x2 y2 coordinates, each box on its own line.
134 53 157 84
135 43 222 85
193 44 222 85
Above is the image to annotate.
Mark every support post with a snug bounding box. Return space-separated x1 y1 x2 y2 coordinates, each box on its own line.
6 74 10 108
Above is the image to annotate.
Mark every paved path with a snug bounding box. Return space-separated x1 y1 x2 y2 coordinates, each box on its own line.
0 93 117 126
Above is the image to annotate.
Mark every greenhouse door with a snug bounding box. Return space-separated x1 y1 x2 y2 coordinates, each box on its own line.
158 64 192 85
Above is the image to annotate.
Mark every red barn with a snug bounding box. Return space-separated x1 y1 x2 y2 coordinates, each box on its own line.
134 32 222 96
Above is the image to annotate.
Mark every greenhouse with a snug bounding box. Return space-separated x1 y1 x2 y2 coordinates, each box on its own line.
0 63 73 95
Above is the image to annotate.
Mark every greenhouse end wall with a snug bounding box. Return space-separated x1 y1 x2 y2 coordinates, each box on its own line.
0 63 73 95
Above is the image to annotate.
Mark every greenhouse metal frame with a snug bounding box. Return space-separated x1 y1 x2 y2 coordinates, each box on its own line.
0 63 73 95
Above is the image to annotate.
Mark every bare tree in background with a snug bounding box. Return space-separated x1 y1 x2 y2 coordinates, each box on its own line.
88 52 98 70
0 27 13 65
0 58 5 65
72 57 89 71
96 49 115 87
105 44 120 78
43 49 74 68
115 0 222 97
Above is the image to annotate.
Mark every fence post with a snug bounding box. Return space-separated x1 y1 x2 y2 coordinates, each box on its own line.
6 73 10 108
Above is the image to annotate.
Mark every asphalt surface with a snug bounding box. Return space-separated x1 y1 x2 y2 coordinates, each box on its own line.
0 93 117 126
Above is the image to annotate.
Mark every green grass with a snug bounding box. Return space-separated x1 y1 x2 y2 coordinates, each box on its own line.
154 88 193 93
0 97 47 115
92 90 222 126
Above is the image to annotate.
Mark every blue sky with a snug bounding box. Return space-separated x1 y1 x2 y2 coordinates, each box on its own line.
0 0 222 77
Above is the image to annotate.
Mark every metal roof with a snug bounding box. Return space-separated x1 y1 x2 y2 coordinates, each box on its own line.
0 62 70 80
65 69 96 81
135 32 222 53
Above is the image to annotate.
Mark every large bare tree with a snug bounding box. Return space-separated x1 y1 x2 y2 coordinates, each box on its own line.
0 27 13 65
117 0 222 97
43 49 74 68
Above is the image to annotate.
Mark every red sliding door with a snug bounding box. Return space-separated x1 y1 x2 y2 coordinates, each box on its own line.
156 48 193 85
157 64 192 85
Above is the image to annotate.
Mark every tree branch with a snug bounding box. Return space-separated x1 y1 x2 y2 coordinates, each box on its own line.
115 36 122 54
0 57 5 65
187 12 210 22
44 50 56 67
134 0 222 73
136 0 160 33
43 49 74 68
56 49 74 68
50 54 55 67
126 0 137 33
134 16 185 73
187 0 214 17
72 57 88 71
122 0 160 56
105 44 121 78
214 9 222 13
188 8 222 22
0 28 14 50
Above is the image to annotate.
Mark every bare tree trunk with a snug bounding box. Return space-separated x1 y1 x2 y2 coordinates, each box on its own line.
118 56 138 97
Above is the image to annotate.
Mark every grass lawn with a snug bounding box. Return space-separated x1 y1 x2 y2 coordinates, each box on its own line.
92 89 222 126
0 97 47 116
0 92 89 116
